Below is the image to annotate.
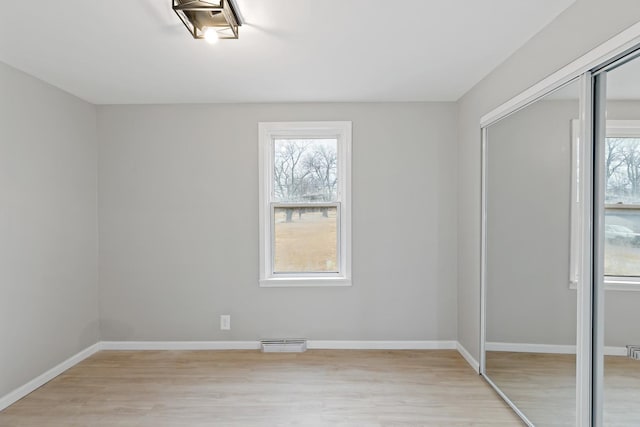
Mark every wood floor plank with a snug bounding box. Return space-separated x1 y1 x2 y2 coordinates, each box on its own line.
0 350 522 426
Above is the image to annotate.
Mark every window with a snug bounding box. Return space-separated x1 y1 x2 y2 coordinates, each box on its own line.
603 121 640 282
258 122 352 287
570 120 640 290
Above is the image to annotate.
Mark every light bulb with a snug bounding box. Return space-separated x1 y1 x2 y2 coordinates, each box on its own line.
203 27 219 44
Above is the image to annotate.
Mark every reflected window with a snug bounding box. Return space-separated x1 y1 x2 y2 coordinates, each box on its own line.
604 135 640 277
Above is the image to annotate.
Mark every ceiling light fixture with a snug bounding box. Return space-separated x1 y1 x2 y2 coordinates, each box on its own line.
172 0 243 41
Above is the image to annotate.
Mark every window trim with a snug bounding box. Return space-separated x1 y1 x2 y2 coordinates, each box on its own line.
258 121 352 287
570 119 640 291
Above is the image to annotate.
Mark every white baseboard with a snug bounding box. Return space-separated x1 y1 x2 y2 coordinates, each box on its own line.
486 342 577 354
307 340 457 350
0 342 101 412
486 342 627 356
100 340 457 351
100 341 261 350
456 342 480 373
604 346 628 356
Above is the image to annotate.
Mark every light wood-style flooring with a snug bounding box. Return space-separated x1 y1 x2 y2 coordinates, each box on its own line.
0 350 523 426
486 351 640 426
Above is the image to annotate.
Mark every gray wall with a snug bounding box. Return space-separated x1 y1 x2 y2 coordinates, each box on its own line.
97 103 458 341
457 0 640 361
485 99 578 346
0 62 99 397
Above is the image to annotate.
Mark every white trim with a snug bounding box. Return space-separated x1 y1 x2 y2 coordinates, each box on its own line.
258 121 352 287
604 276 640 291
306 340 457 350
0 342 101 412
592 72 608 427
570 118 585 291
486 342 576 354
100 341 261 350
607 120 640 136
456 342 480 373
480 21 640 127
576 73 594 427
486 342 626 356
479 126 488 376
259 277 352 288
100 340 458 351
604 346 629 356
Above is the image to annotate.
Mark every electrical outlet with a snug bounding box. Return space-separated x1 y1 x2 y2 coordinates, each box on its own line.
220 314 231 330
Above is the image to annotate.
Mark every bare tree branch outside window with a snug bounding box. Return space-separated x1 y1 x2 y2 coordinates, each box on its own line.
273 139 338 222
605 138 640 204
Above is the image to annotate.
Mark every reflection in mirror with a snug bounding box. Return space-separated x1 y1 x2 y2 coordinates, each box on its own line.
484 79 580 426
601 53 640 426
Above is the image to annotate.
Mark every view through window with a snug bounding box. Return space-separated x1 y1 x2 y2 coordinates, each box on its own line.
272 139 339 273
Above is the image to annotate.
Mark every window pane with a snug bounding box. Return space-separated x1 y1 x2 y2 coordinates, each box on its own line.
605 138 640 204
273 139 338 202
604 137 640 276
604 208 640 276
273 207 338 273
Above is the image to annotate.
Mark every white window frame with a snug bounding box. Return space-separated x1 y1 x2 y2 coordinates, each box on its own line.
258 121 352 287
570 119 640 291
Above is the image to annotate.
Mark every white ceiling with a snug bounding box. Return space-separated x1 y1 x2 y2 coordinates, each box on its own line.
0 0 574 105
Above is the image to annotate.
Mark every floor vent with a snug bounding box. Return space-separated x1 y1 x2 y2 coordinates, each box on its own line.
261 339 307 353
626 345 640 360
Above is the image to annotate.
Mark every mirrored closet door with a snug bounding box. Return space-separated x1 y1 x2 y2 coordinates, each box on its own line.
482 79 581 426
481 42 640 426
592 51 640 427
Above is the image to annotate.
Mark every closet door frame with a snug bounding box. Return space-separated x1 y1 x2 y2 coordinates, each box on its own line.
589 49 640 426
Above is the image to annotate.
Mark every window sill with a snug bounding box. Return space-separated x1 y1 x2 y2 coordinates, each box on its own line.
603 277 640 291
570 277 640 291
259 277 352 288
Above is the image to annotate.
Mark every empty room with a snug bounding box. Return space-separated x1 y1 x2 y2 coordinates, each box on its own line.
1 1 640 426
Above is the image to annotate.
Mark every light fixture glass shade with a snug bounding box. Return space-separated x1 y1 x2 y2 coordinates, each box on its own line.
172 0 241 40
203 27 219 44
